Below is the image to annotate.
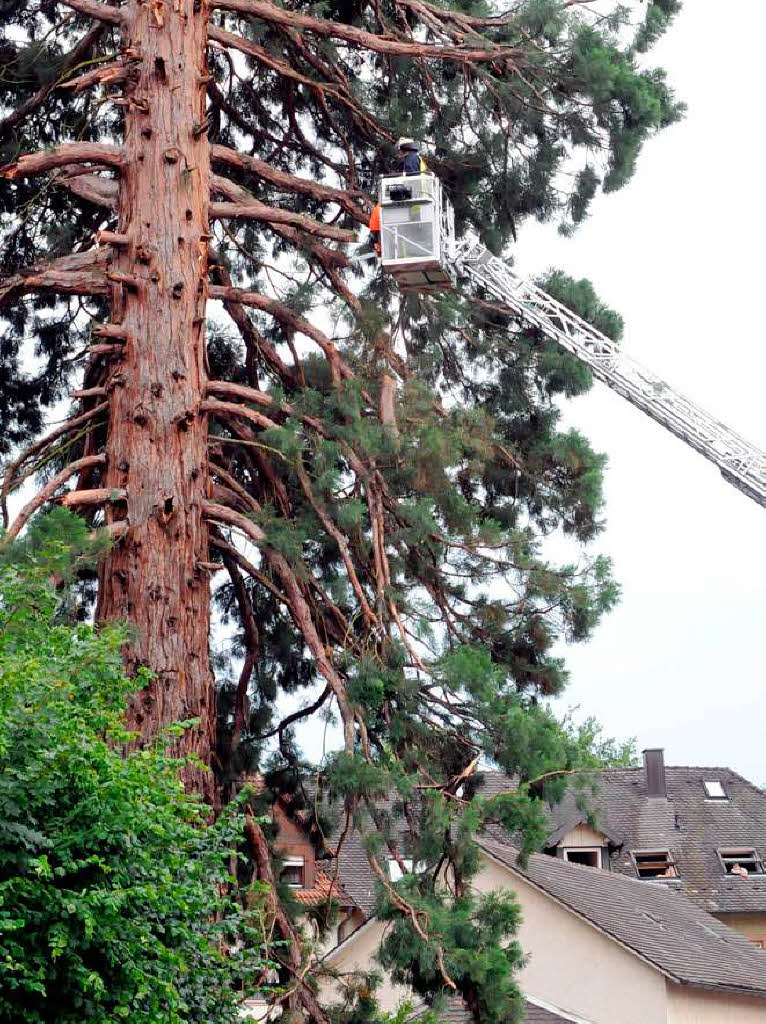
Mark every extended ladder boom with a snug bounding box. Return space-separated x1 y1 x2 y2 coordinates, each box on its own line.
452 241 766 509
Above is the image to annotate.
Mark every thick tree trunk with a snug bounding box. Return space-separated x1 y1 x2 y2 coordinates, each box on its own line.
96 0 215 792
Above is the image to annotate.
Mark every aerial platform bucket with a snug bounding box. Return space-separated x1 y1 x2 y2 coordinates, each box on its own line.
379 173 456 293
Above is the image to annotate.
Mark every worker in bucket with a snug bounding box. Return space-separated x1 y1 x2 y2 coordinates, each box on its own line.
368 202 381 255
396 138 426 175
354 202 382 259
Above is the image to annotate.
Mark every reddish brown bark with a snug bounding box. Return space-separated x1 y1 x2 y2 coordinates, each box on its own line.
95 0 215 793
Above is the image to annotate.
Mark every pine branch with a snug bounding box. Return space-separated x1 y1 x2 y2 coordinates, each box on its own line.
243 811 333 1024
211 265 300 389
218 550 258 754
202 500 356 750
208 25 394 140
201 398 280 433
208 283 347 385
0 24 104 136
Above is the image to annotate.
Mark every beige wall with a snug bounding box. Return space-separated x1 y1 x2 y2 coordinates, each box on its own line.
666 983 766 1023
323 855 766 1024
322 919 412 1012
558 824 606 848
473 854 667 1024
715 913 766 947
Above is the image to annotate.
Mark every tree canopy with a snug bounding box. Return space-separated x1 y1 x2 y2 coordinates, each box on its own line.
0 0 681 1020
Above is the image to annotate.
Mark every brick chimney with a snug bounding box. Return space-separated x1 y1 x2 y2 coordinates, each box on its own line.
643 748 667 799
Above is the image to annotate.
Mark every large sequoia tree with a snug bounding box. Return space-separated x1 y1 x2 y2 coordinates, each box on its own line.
0 0 680 1018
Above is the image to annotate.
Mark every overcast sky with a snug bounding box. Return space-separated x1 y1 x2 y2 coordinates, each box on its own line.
515 2 766 783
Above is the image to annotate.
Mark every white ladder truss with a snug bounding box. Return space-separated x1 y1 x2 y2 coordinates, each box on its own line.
451 241 766 509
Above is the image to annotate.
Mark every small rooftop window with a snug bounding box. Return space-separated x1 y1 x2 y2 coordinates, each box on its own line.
631 850 679 879
563 848 601 869
388 857 414 882
718 848 764 877
703 780 727 800
280 856 305 889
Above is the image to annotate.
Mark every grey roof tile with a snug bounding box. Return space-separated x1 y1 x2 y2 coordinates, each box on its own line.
479 836 766 998
410 995 581 1024
544 766 766 914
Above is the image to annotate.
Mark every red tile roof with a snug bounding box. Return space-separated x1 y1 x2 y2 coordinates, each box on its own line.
292 869 355 907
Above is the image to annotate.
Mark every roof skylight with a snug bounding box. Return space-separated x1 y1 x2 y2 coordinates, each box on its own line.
703 780 727 800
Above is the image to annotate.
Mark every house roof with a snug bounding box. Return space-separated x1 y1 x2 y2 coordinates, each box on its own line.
410 995 579 1024
291 869 355 908
479 836 766 998
544 765 766 914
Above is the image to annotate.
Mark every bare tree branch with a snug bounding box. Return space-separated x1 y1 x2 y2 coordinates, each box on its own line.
213 0 522 62
1 402 109 526
211 145 370 224
1 143 124 179
0 250 109 306
210 200 355 242
4 454 107 541
52 166 118 209
56 0 125 25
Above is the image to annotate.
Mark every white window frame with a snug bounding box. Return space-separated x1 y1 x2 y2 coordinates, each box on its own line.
718 847 764 877
631 849 680 879
387 857 414 882
703 780 728 800
562 847 602 869
280 855 306 889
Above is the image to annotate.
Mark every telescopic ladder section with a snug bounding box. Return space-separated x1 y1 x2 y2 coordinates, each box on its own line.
452 241 766 509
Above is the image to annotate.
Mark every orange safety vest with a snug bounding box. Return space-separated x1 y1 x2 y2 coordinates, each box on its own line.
369 204 381 232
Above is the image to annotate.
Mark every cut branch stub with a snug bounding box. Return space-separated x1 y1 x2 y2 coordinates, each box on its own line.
60 488 127 508
92 323 132 342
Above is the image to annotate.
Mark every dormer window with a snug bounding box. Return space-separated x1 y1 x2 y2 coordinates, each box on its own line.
563 848 602 869
280 856 305 888
703 780 727 800
718 848 764 877
631 850 679 879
